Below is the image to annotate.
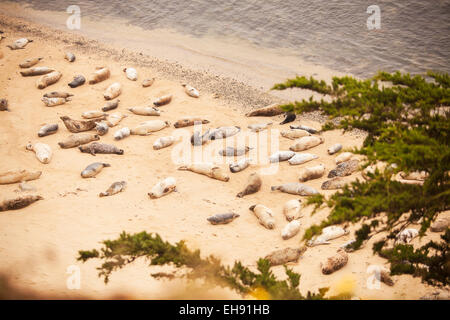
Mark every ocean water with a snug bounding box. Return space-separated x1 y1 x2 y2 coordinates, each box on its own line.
9 0 450 78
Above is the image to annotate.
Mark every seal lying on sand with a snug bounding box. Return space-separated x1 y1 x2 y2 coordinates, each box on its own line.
0 169 41 185
64 52 76 62
307 226 349 246
321 177 348 190
123 68 137 81
207 213 239 225
81 111 108 119
280 112 296 124
280 129 310 140
153 94 172 107
142 78 155 87
245 104 284 117
148 177 177 199
289 136 324 152
0 195 43 211
7 38 33 50
58 133 100 148
396 228 418 244
26 142 52 164
178 163 229 182
298 164 325 182
114 127 131 140
271 183 318 196
328 159 359 178
182 83 199 98
288 153 319 165
43 92 73 99
281 220 302 240
153 136 176 150
327 143 343 155
264 247 307 266
269 151 295 163
42 97 70 107
38 124 58 137
95 121 109 136
99 181 126 197
335 152 353 164
128 106 160 116
79 142 124 156
68 75 86 88
60 116 106 133
283 199 302 221
321 249 348 275
36 71 62 89
229 158 251 173
102 100 119 112
88 67 110 84
248 122 272 132
104 82 122 100
20 67 54 77
173 117 209 128
106 112 127 127
207 126 241 140
249 204 275 229
19 57 42 68
130 120 169 135
290 124 319 134
81 162 110 178
236 173 262 198
219 146 252 157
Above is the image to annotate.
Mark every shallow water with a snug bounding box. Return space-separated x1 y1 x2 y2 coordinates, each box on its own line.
8 0 450 78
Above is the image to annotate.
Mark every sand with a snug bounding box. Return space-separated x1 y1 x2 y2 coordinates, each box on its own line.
0 14 441 300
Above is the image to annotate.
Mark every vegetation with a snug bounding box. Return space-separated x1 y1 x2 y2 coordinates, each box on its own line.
78 231 329 300
273 71 449 286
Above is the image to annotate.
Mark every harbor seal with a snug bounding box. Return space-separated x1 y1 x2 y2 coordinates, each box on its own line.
321 177 348 190
191 129 211 146
81 162 110 178
298 164 325 182
102 99 119 112
60 116 106 133
280 129 310 140
248 122 273 132
68 75 86 88
321 249 348 275
396 228 419 244
271 183 318 196
207 213 240 225
81 110 108 119
43 92 73 99
264 246 307 266
398 171 428 181
7 38 33 50
79 142 124 156
38 124 58 137
64 52 76 62
327 143 343 155
99 181 126 197
58 133 100 148
182 83 199 98
229 158 251 173
153 136 176 150
281 220 301 240
245 103 284 117
219 146 252 157
123 67 137 81
20 67 54 77
0 99 9 111
288 153 318 165
307 226 349 246
289 124 319 134
289 136 324 152
0 195 43 212
153 94 172 107
130 120 170 135
36 71 62 89
106 112 127 127
41 97 69 107
26 142 52 164
19 57 42 68
95 121 109 136
269 151 295 163
283 199 302 221
113 127 131 140
128 106 160 116
237 173 262 198
148 177 177 199
0 169 41 185
328 159 359 178
280 112 296 125
249 204 275 229
335 152 353 164
178 163 229 181
142 78 155 87
104 82 122 100
430 215 450 232
88 67 110 84
173 117 209 128
207 126 241 140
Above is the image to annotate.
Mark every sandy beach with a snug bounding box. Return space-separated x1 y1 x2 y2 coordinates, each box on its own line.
0 13 443 300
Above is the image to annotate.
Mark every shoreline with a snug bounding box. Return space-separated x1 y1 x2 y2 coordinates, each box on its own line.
0 13 439 299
